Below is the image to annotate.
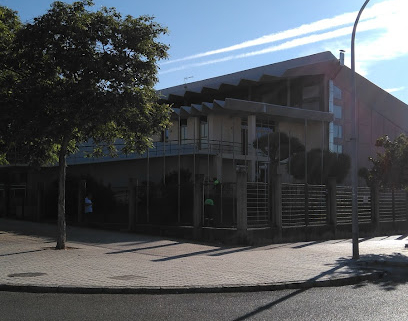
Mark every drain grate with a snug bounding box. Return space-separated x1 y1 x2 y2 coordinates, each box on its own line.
8 272 47 278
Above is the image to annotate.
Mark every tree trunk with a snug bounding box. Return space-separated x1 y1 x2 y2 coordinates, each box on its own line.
56 137 69 250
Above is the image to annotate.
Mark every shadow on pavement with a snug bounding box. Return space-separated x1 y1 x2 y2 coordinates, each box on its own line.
341 254 408 291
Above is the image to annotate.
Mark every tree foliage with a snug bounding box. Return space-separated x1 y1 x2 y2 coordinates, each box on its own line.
289 149 350 184
254 132 305 174
359 134 408 188
0 1 170 248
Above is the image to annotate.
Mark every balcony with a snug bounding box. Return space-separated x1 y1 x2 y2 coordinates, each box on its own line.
66 139 269 165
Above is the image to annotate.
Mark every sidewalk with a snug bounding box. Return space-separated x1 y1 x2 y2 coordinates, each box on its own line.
1 218 408 294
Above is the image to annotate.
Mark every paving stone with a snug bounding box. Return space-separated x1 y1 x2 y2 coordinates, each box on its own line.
1 218 407 292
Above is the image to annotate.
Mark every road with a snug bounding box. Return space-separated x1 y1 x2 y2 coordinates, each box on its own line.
2 273 408 321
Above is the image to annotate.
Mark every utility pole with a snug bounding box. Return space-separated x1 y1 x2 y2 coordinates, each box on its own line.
351 0 370 260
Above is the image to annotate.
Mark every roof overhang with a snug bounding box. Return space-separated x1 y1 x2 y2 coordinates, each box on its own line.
223 98 334 123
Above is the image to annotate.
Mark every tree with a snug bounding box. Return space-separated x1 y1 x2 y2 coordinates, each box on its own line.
254 132 305 175
0 6 22 165
0 1 170 249
359 134 408 189
289 149 351 184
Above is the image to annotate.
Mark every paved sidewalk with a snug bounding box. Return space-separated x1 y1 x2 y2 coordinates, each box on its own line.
1 218 408 294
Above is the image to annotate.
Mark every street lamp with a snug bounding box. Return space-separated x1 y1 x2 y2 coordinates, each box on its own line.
351 0 370 260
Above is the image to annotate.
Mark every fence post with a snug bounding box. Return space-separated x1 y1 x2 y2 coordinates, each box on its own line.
371 183 379 230
392 188 395 223
327 177 337 228
271 174 282 230
77 180 86 224
36 182 44 222
406 190 408 222
236 166 247 242
193 175 204 239
305 183 309 226
128 178 136 231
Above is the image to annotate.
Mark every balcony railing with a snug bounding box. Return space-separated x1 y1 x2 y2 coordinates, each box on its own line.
66 139 269 165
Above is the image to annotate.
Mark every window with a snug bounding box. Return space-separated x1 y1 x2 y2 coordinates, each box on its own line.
333 105 342 119
330 142 343 154
179 118 187 143
333 124 342 139
256 121 275 140
161 129 169 142
199 116 208 150
333 144 343 154
333 85 342 100
200 116 208 139
302 85 319 100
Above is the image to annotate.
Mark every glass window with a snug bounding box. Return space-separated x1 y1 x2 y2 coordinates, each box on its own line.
256 121 274 139
332 144 343 154
179 119 187 142
302 85 319 100
200 117 208 139
334 124 342 139
334 85 342 100
333 105 342 119
161 129 169 142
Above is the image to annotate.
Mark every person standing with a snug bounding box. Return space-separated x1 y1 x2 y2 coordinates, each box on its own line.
84 193 93 224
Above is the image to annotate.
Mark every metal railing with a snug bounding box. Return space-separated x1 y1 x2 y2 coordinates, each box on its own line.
67 139 269 164
247 182 269 227
282 183 306 227
379 189 407 222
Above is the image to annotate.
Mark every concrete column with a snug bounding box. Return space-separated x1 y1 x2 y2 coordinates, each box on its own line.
128 179 136 231
77 180 86 224
236 167 247 241
371 183 379 229
193 174 204 239
35 182 44 222
327 177 337 226
247 115 256 182
0 185 6 217
271 174 282 229
213 155 223 181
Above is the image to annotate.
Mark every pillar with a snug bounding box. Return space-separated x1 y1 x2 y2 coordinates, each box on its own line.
36 182 44 222
236 166 247 241
247 114 256 182
327 177 337 226
271 174 282 229
193 174 204 239
371 183 379 229
77 180 86 224
128 178 137 231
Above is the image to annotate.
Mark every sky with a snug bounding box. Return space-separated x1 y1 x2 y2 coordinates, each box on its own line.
1 0 408 104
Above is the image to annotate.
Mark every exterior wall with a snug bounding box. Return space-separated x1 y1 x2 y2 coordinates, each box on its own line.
338 81 405 184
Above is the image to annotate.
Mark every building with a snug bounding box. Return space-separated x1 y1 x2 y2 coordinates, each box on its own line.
2 51 408 241
65 51 408 185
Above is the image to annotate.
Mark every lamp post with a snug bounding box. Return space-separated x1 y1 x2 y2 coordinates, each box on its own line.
351 0 370 260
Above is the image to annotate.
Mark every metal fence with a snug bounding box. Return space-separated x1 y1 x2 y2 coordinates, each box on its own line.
247 182 269 227
379 189 407 222
308 185 328 226
336 186 372 224
281 184 328 227
282 184 306 227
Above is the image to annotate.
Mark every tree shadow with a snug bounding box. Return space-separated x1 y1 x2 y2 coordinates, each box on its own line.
338 254 408 291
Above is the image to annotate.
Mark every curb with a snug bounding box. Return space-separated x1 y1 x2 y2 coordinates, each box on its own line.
0 271 385 295
357 260 408 268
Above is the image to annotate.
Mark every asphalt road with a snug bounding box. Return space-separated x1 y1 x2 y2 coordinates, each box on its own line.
2 273 408 321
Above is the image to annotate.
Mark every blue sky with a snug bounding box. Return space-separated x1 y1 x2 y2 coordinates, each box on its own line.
2 0 408 104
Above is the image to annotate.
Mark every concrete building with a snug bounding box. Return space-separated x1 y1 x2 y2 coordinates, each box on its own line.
64 51 408 186
2 51 408 239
